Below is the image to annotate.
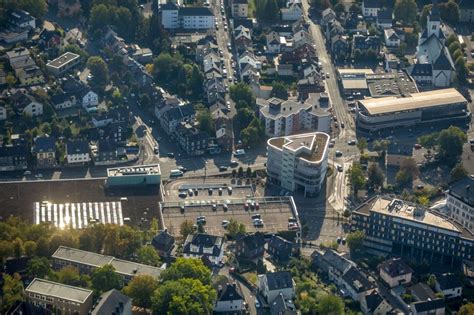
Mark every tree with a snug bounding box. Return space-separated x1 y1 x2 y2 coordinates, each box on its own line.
418 196 430 206
137 246 161 267
26 257 51 278
317 294 345 315
1 273 24 312
6 73 16 87
180 220 195 238
151 278 216 315
230 83 254 107
161 258 212 285
373 139 390 157
346 230 365 255
271 81 288 100
440 0 459 24
347 163 366 195
140 93 151 108
89 4 111 30
400 158 420 179
54 266 90 287
450 163 468 182
459 303 474 315
418 132 439 149
334 2 345 14
227 219 246 238
189 65 204 96
91 264 122 293
357 137 368 153
437 126 467 165
241 118 265 148
349 3 360 14
19 0 47 17
427 274 437 289
396 169 411 187
196 108 214 134
246 167 252 178
235 108 254 130
87 56 109 89
63 44 89 60
23 240 37 256
394 0 417 24
238 166 244 177
123 275 158 308
367 163 385 189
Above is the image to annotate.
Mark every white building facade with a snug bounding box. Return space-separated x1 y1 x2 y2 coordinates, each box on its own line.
266 132 329 197
161 4 214 30
447 178 474 232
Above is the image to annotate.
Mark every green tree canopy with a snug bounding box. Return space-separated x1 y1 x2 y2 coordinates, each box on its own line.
19 0 47 17
394 0 417 25
160 258 212 285
196 108 214 135
348 162 366 195
151 278 217 315
367 163 385 189
317 294 345 315
450 163 468 182
87 56 109 89
440 0 459 24
459 303 474 315
54 266 90 288
357 137 368 153
226 219 246 238
230 83 254 107
271 81 288 100
180 220 195 238
437 126 467 165
26 257 51 279
346 230 365 255
91 264 122 293
123 275 159 308
137 245 161 267
1 273 24 312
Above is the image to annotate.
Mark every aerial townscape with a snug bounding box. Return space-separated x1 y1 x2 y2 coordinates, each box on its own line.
0 0 474 314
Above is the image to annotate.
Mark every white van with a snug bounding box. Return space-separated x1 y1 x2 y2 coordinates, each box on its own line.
170 169 184 177
233 149 246 156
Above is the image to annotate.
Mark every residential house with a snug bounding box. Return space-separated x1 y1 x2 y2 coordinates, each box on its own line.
91 289 132 315
16 66 45 86
231 0 248 18
280 43 316 65
362 0 380 18
151 230 175 257
341 267 376 302
321 8 336 26
92 108 129 128
235 232 266 262
459 0 474 23
297 77 325 100
408 283 436 302
161 4 215 30
267 235 293 264
386 144 413 168
0 145 28 172
360 290 392 315
25 278 93 315
132 47 153 64
5 301 51 315
6 47 30 65
410 299 445 315
213 110 233 152
240 64 260 82
46 52 81 76
39 29 61 50
379 258 413 288
66 140 91 165
214 283 246 314
0 27 29 44
177 122 211 156
266 32 282 54
50 92 77 110
52 246 163 283
384 29 400 48
269 293 297 315
311 248 356 284
281 3 303 21
182 233 224 266
257 271 295 304
33 136 57 168
234 26 252 52
92 140 122 165
277 64 294 77
447 177 474 232
158 103 195 135
377 9 393 29
292 29 313 49
205 78 225 105
326 20 345 40
81 90 99 112
61 77 99 111
352 34 380 54
434 273 463 299
10 10 36 29
239 51 262 70
331 35 349 58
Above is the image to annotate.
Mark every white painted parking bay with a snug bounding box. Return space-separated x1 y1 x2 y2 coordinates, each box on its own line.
34 201 124 229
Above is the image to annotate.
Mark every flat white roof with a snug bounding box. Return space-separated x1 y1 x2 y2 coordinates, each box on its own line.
26 278 93 303
359 88 466 115
338 68 374 75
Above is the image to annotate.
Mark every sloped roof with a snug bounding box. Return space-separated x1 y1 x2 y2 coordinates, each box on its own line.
449 177 474 207
364 290 384 312
218 283 243 302
412 299 444 312
91 289 131 315
436 273 463 290
379 258 413 278
265 271 294 291
151 230 175 252
342 267 376 293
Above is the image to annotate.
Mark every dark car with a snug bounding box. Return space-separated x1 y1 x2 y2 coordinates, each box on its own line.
167 152 175 158
219 166 228 172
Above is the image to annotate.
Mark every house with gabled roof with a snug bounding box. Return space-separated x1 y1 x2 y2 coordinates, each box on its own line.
183 233 224 265
235 232 265 262
257 271 295 304
214 283 246 314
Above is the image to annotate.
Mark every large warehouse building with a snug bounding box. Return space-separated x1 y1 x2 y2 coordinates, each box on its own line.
107 164 161 187
356 88 470 132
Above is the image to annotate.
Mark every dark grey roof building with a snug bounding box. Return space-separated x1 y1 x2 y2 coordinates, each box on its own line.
151 230 175 257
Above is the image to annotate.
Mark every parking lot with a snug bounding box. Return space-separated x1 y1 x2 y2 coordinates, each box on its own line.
160 196 300 237
163 178 255 203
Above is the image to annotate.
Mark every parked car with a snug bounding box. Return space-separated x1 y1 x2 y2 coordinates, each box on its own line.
233 149 246 156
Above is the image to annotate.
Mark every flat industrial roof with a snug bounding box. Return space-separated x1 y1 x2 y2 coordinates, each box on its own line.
52 246 163 278
342 79 368 90
338 68 374 75
47 52 80 69
26 278 93 303
358 88 466 115
107 164 161 177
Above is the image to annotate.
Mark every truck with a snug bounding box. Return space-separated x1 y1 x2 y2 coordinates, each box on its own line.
170 169 184 177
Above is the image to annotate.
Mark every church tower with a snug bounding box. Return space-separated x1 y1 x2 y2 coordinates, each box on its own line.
426 0 441 38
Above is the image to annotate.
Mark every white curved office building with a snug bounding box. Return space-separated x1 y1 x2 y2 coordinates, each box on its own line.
266 132 330 197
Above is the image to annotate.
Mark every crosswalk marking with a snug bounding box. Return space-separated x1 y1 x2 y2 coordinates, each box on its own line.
34 201 124 229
